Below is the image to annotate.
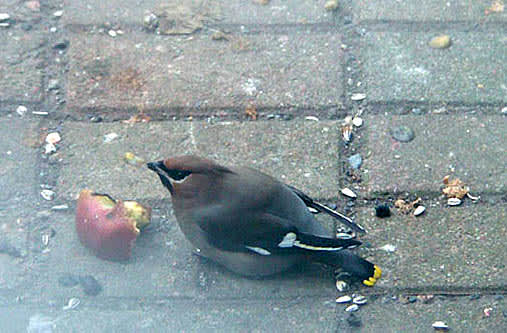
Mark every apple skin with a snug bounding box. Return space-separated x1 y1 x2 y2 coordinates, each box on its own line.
75 190 151 261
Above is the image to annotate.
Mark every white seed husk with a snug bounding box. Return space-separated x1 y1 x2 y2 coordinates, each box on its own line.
341 188 357 198
335 280 348 292
40 190 55 201
336 295 352 303
305 116 319 122
63 298 80 310
447 198 462 206
413 205 426 216
353 295 367 305
345 304 359 312
351 93 366 101
352 117 363 127
432 321 449 330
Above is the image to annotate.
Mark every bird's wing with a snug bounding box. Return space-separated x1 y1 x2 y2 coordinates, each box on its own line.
286 185 366 233
191 205 361 255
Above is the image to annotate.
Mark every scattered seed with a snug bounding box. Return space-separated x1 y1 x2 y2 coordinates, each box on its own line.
40 190 55 201
62 297 80 310
124 152 145 166
16 105 28 116
466 193 480 201
336 280 348 292
324 0 339 11
308 207 319 214
413 205 426 216
390 125 415 142
336 295 352 303
32 111 49 116
351 93 366 101
108 30 117 37
353 295 367 305
44 143 57 154
432 321 449 330
345 304 359 312
336 232 355 240
51 204 69 211
104 132 119 143
447 198 462 206
53 10 63 17
379 244 396 253
305 116 319 122
483 307 493 317
0 13 10 22
45 132 61 144
352 117 363 127
429 35 451 49
341 188 357 198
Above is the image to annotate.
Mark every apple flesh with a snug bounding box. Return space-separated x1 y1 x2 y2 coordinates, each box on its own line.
75 189 151 261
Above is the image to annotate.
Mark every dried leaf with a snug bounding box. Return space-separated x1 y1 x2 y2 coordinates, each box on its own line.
123 113 151 124
245 103 257 120
485 1 504 15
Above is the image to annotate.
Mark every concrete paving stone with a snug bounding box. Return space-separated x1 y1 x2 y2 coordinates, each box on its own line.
0 29 45 103
352 0 507 22
62 0 335 26
0 297 336 332
28 206 338 301
361 114 506 196
357 204 506 290
360 31 506 104
0 117 40 204
57 120 341 201
65 30 343 115
336 294 506 332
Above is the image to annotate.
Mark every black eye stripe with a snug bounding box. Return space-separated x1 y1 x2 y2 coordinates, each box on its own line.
168 169 191 181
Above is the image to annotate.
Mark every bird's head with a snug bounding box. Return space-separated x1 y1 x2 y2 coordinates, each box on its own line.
147 155 232 196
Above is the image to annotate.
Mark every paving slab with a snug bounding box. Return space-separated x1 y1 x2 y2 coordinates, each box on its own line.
360 31 506 104
361 114 506 196
0 29 45 103
336 294 506 332
0 297 336 332
357 204 506 290
352 0 507 22
57 120 341 201
65 31 343 116
61 0 334 26
27 205 338 302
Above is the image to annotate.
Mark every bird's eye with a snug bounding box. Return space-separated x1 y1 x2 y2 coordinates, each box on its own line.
168 169 191 181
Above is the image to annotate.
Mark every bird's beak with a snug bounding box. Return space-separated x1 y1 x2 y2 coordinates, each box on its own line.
147 160 173 193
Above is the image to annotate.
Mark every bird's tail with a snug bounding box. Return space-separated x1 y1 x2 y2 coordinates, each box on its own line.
310 250 382 286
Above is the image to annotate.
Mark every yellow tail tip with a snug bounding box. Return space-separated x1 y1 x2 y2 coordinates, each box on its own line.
362 265 382 287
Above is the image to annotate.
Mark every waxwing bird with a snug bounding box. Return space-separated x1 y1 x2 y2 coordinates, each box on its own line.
147 155 381 286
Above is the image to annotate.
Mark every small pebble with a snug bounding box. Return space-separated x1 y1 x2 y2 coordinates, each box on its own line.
16 105 28 116
390 125 415 142
375 204 391 218
429 35 451 49
58 274 80 287
108 30 117 37
351 93 366 101
447 198 462 206
432 321 449 330
345 304 359 312
44 143 57 154
305 116 319 122
40 190 55 201
53 10 63 17
79 275 102 296
346 313 361 327
336 295 352 303
413 205 426 216
347 154 362 170
53 39 69 50
341 188 357 199
353 295 367 305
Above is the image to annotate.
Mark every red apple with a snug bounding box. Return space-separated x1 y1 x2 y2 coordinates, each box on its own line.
75 190 151 261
